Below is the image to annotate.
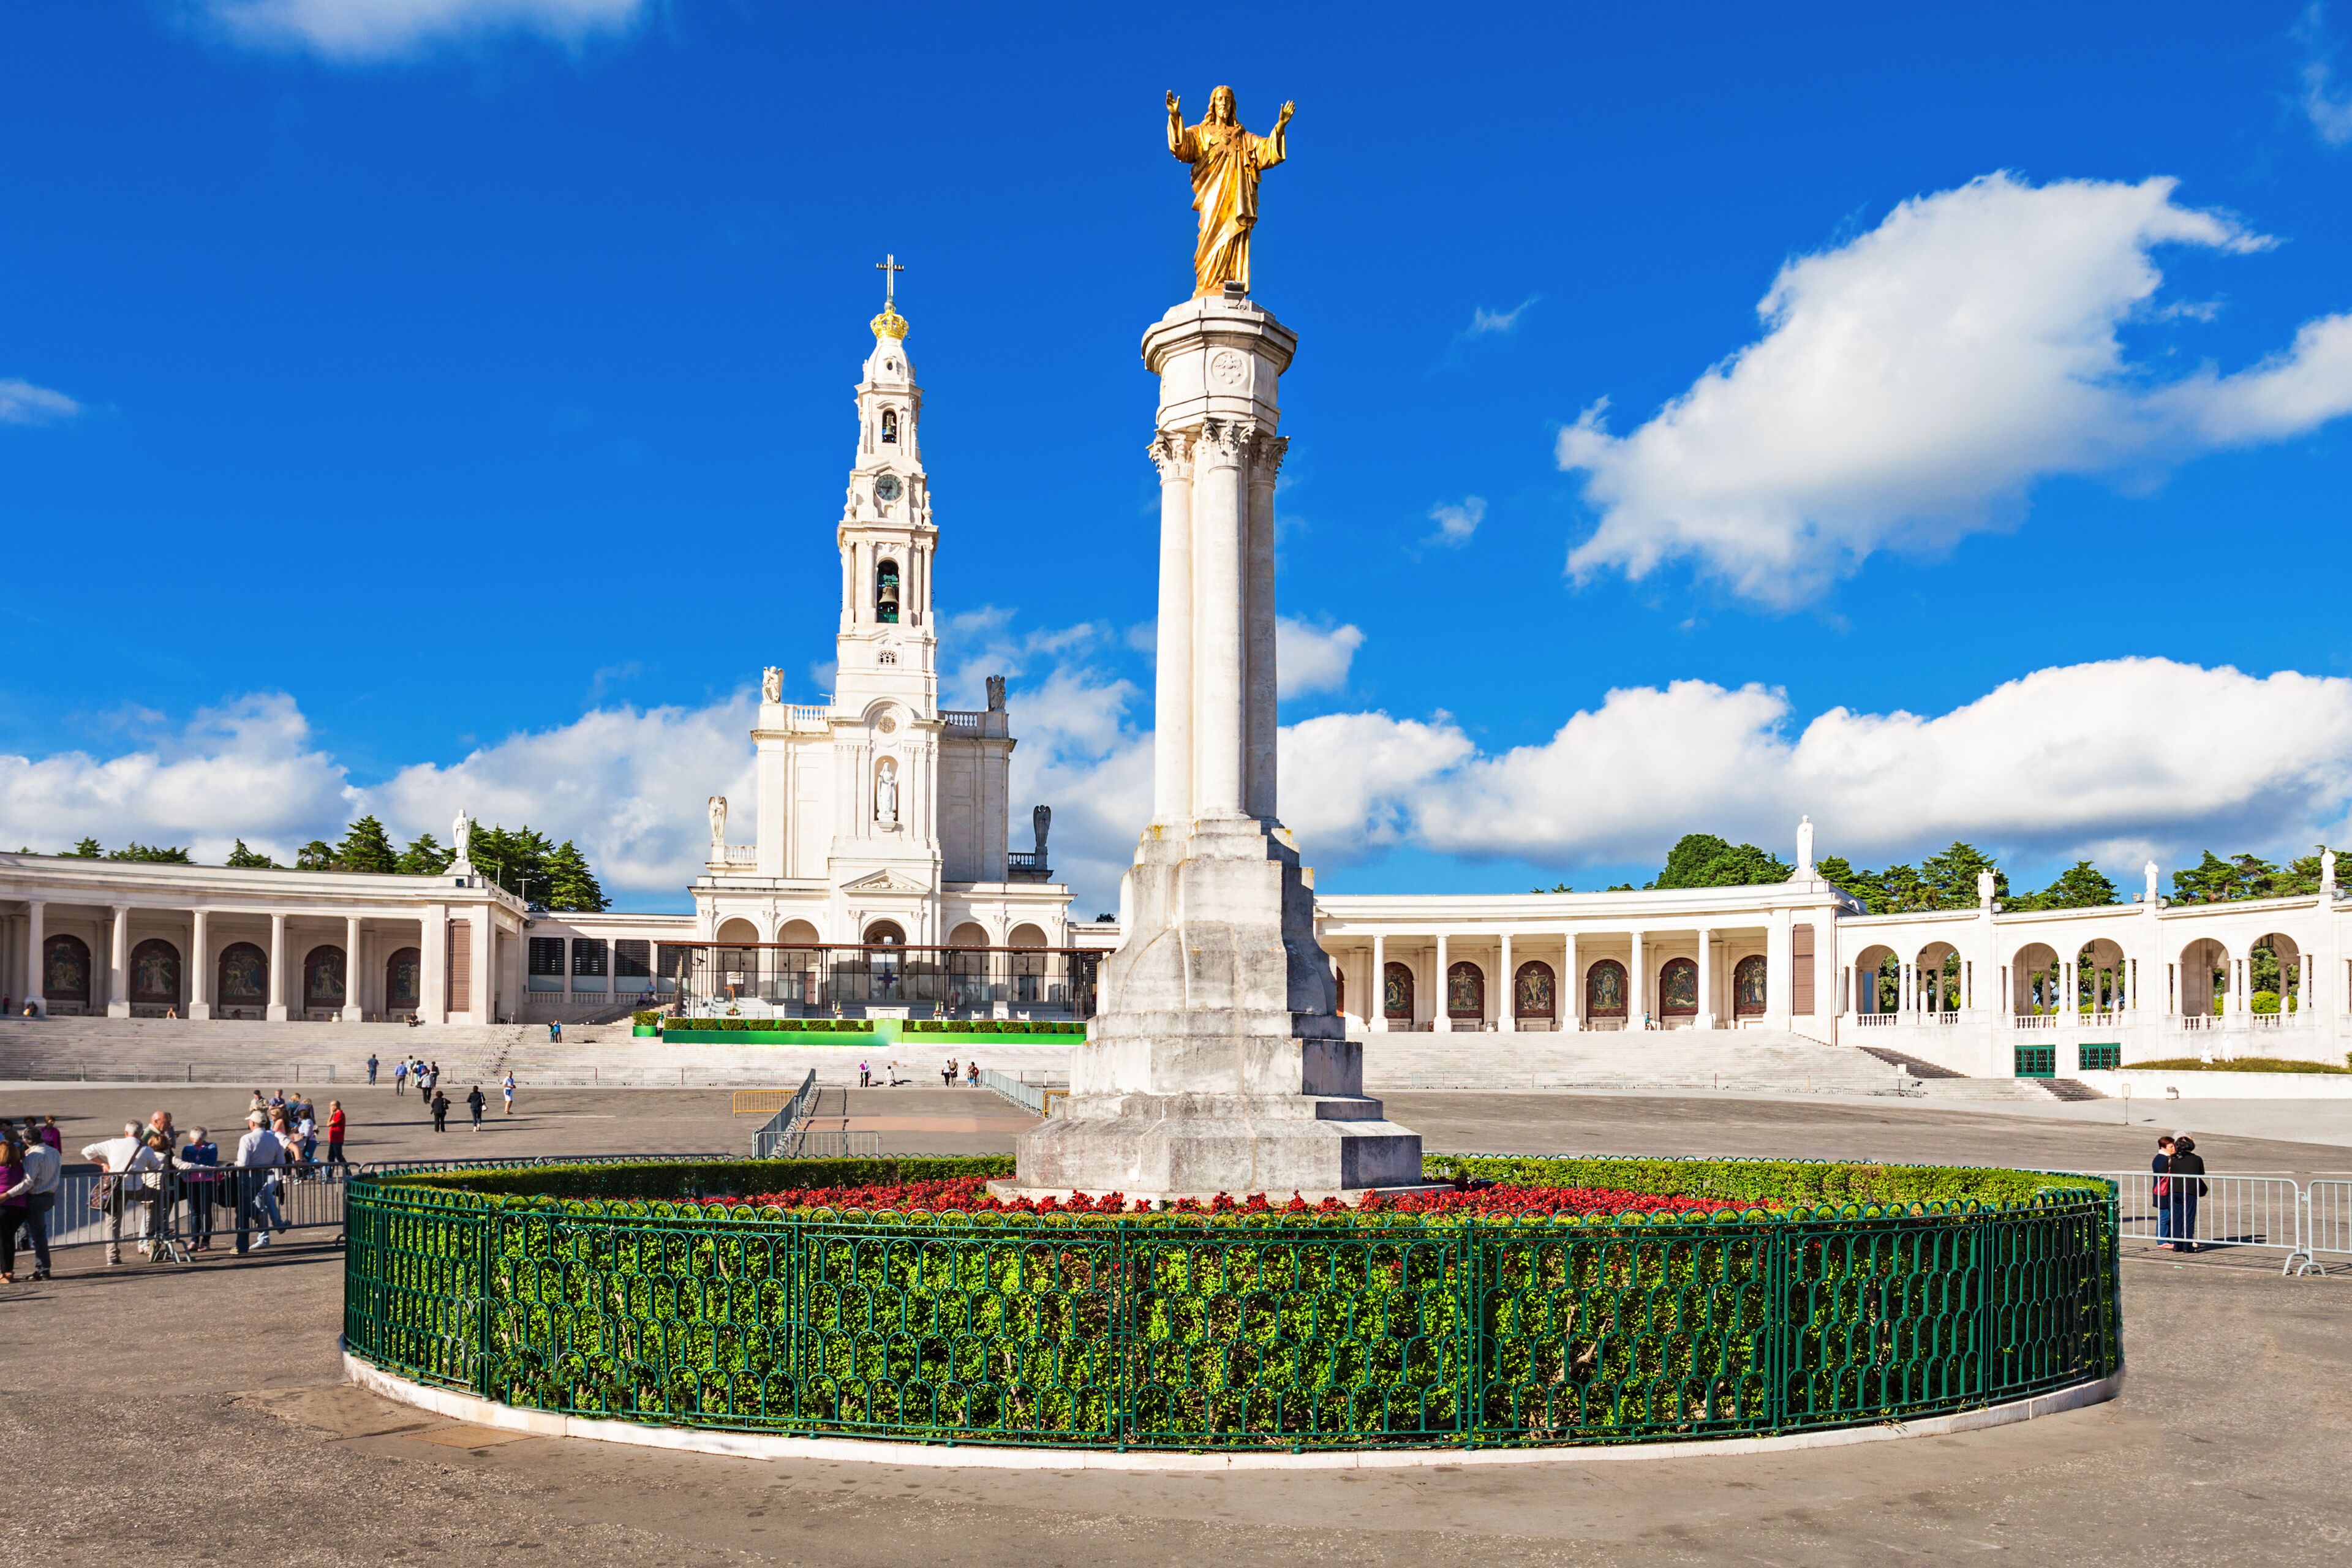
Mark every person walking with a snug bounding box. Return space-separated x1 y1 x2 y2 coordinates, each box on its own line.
966 1060 980 1088
176 1128 219 1253
232 1112 285 1253
82 1121 147 1266
325 1100 347 1164
943 1057 957 1088
2169 1135 2209 1253
2150 1136 2178 1248
430 1090 450 1134
393 1058 408 1097
366 1054 379 1087
501 1072 516 1114
858 1060 870 1088
37 1116 62 1155
5 1121 59 1280
466 1085 486 1131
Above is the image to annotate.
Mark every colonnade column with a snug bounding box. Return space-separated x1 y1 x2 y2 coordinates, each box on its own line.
1191 420 1246 820
1149 431 1196 827
1766 910 1793 1029
1432 932 1450 1033
106 905 131 1018
22 900 44 1016
344 914 365 1022
1496 932 1514 1033
1566 935 1583 1031
189 909 211 1020
2299 954 2313 1022
1369 933 1387 1032
266 912 288 1022
1695 928 1714 1030
419 905 448 1027
470 911 494 1024
1629 930 1646 1029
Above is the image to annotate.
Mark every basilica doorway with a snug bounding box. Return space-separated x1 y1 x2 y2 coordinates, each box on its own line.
1383 961 1414 1025
1658 957 1698 1023
864 921 906 1001
1585 959 1627 1022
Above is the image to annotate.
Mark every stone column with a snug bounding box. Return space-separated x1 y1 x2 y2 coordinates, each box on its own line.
1496 932 1514 1033
1192 420 1247 818
1369 932 1387 1033
344 914 365 1022
1566 935 1583 1030
1243 433 1285 821
107 906 131 1017
189 909 211 1020
1767 910 1793 1028
1696 927 1714 1030
419 904 448 1026
1150 431 1196 827
1432 933 1450 1033
1629 930 1646 1028
266 912 288 1022
471 911 494 1024
23 899 45 1016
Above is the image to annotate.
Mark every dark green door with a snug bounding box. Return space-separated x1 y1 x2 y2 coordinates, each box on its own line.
2014 1045 2057 1079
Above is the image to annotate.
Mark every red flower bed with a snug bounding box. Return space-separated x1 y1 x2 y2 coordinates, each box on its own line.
697 1175 1740 1219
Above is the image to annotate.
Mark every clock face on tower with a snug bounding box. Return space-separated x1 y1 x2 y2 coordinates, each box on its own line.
873 474 903 504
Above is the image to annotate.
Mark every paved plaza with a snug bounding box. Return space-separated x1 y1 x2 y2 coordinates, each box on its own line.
1 1085 2347 1567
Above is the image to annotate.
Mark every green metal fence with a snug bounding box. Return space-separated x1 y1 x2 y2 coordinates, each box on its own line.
342 1169 2120 1452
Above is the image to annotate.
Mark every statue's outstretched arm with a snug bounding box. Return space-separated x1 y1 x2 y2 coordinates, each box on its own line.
1256 102 1293 169
1166 91 1193 160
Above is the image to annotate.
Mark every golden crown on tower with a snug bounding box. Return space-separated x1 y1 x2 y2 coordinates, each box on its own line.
870 303 909 340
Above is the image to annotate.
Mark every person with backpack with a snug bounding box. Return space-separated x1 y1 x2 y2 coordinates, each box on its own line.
430 1090 450 1134
466 1085 486 1131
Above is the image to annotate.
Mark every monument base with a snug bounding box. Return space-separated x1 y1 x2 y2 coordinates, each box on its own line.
1011 1080 1423 1202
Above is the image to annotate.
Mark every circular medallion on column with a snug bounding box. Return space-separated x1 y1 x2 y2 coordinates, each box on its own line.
1210 349 1245 385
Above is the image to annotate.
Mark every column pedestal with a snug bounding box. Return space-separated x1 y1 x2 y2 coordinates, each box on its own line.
266 913 288 1022
189 909 212 1020
106 907 131 1018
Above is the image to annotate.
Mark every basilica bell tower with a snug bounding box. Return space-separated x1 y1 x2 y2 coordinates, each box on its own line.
835 258 939 716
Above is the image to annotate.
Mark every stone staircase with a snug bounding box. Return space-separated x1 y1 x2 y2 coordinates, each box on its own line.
1357 1028 1917 1096
1856 1041 2104 1102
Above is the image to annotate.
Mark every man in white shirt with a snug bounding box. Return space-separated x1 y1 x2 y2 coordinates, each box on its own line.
232 1114 285 1255
84 1123 164 1269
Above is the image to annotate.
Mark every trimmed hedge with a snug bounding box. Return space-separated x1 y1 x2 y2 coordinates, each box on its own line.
349 1153 2120 1453
2120 1056 2352 1074
668 1017 877 1033
901 1019 1086 1036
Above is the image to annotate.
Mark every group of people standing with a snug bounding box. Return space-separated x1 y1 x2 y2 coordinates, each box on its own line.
0 1116 64 1281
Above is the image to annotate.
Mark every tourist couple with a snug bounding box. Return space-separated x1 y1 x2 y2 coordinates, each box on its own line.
2152 1134 2208 1251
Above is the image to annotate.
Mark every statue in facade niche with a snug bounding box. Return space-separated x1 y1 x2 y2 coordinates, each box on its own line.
1167 86 1292 297
876 760 899 827
707 795 726 846
761 666 783 703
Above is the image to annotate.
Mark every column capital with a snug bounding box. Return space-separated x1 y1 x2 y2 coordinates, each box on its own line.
1147 429 1195 477
1195 416 1256 462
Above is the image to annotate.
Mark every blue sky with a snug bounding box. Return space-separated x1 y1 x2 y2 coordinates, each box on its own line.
6 2 2352 913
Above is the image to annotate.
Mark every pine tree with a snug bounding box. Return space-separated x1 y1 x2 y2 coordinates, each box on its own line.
542 839 609 912
105 842 193 862
2013 861 2116 910
225 839 280 869
294 839 337 870
395 832 453 875
1648 832 1792 889
334 815 398 873
66 837 101 858
466 823 555 902
1918 842 2007 908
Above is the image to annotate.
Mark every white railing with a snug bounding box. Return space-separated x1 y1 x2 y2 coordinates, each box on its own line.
1852 1013 1897 1028
940 709 984 730
2092 1169 2321 1275
718 845 757 864
2168 1014 2220 1031
2011 1014 2058 1031
2309 1180 2352 1264
1929 1011 1963 1026
786 704 830 731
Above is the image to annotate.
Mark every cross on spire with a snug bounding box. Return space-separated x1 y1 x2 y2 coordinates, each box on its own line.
875 253 905 307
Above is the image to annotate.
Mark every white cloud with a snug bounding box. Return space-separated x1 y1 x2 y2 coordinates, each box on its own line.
1559 173 2352 606
2300 5 2352 146
1362 658 2352 878
371 695 757 897
198 0 645 60
1427 496 1486 547
1275 619 1365 698
0 378 80 424
22 658 2352 918
0 695 353 863
1465 296 1539 337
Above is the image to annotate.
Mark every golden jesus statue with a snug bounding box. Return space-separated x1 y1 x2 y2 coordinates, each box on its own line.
1167 86 1293 298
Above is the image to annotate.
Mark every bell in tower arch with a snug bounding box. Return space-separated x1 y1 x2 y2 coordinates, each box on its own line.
875 558 901 624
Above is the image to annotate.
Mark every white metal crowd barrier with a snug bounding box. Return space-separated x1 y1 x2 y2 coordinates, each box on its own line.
2091 1170 2328 1275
